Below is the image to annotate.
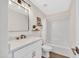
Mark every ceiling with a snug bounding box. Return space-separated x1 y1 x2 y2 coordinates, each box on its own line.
25 0 72 16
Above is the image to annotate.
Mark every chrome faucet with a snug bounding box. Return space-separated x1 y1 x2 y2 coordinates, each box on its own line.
20 34 26 39
16 34 26 40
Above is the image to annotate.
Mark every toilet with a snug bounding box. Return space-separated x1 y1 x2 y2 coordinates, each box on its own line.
42 44 52 58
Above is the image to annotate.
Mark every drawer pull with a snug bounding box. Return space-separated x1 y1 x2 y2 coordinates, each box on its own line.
32 51 36 58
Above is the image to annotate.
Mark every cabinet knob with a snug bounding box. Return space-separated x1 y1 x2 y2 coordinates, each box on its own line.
32 51 36 58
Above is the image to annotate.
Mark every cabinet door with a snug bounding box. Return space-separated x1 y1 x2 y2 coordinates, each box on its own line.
32 41 42 58
13 40 42 58
14 44 33 58
8 52 12 58
32 47 42 58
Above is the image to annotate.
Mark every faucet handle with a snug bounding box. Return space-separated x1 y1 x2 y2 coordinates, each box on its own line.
16 37 19 40
20 34 26 39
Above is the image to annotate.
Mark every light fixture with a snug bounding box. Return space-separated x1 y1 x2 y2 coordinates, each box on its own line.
22 0 31 7
17 0 22 4
28 4 31 7
9 0 31 12
9 0 12 5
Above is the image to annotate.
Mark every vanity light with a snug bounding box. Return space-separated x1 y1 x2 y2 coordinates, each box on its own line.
22 0 31 7
9 0 30 12
9 0 12 5
17 0 22 4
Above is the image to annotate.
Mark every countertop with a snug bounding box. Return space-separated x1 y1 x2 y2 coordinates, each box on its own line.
8 36 41 52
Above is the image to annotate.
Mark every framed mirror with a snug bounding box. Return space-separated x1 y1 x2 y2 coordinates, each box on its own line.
8 0 29 32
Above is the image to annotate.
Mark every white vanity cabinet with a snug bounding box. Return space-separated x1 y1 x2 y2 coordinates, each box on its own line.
10 39 42 58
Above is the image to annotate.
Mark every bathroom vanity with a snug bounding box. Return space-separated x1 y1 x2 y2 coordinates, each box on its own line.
8 0 42 58
8 37 42 58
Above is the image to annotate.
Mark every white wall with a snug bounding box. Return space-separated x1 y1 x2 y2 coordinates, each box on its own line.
27 0 46 38
8 8 28 31
28 2 46 31
69 0 76 48
46 12 74 57
46 12 70 48
0 0 8 58
75 1 79 57
76 0 79 48
68 0 79 57
46 0 79 57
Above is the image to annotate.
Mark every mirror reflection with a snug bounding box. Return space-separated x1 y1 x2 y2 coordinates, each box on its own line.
8 0 29 32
